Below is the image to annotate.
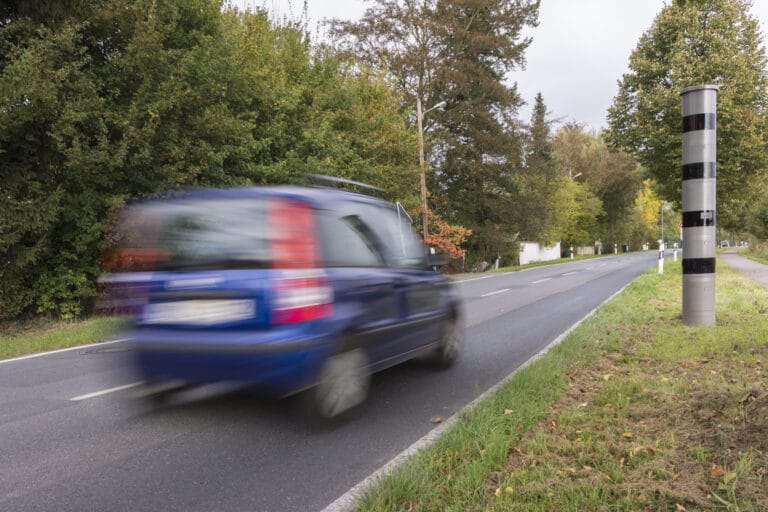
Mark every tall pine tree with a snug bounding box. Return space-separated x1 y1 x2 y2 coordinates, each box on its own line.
331 0 539 263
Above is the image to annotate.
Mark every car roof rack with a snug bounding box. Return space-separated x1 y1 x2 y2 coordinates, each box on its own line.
304 173 386 198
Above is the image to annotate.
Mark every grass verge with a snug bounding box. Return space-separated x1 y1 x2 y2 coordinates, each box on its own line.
488 254 602 273
743 241 768 265
357 258 768 511
0 316 127 360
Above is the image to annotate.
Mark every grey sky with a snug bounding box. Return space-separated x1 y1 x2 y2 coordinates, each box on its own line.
237 0 768 132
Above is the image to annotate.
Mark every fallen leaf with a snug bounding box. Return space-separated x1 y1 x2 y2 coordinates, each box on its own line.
582 465 592 471
603 374 612 381
619 457 625 467
578 402 588 408
710 464 725 479
676 504 687 511
494 487 501 497
504 409 514 415
431 416 442 424
623 431 633 439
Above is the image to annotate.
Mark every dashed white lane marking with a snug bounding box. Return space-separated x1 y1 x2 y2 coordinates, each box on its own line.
480 288 509 298
70 381 145 401
456 275 495 283
531 278 552 284
562 271 577 276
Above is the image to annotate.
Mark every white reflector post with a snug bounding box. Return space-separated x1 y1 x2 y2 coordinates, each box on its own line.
680 85 717 326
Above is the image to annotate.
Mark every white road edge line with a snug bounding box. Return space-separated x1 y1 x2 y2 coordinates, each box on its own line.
0 338 130 365
480 288 509 298
321 281 633 512
70 381 145 401
531 277 552 284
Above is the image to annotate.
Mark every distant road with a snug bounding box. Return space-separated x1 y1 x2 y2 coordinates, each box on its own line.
0 251 662 512
719 248 768 288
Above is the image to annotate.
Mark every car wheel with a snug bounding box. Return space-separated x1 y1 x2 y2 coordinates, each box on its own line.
431 316 462 369
304 347 370 422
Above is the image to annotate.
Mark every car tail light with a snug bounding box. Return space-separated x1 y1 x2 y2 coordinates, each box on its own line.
269 198 318 269
271 273 333 324
267 198 332 323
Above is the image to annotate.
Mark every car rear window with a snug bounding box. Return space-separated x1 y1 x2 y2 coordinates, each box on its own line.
104 199 271 271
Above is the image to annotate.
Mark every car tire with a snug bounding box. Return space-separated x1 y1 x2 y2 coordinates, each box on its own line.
302 347 371 423
431 315 462 369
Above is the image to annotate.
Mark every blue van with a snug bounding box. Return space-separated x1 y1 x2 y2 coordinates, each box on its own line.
102 181 462 420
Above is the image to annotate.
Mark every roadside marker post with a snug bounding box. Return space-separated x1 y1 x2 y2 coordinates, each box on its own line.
680 85 717 325
658 242 664 274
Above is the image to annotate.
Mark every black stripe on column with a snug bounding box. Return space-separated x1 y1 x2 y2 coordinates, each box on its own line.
682 210 716 228
682 113 716 132
682 162 716 180
683 258 716 274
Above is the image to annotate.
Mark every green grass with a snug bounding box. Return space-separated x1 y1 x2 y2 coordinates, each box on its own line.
742 240 768 265
356 258 768 511
0 316 127 360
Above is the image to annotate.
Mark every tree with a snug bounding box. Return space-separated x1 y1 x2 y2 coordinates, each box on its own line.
0 0 257 320
331 0 540 263
0 2 419 320
518 93 560 244
223 10 418 196
552 124 641 248
606 0 768 232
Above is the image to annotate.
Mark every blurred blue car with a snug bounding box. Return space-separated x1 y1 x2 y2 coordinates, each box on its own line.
101 180 462 420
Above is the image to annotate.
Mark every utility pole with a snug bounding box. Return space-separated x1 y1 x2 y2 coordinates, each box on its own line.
416 98 446 240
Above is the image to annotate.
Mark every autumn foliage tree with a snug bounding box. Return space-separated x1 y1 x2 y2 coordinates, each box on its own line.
415 207 472 259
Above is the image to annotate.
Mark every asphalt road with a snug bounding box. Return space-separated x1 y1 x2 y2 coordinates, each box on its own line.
0 251 663 512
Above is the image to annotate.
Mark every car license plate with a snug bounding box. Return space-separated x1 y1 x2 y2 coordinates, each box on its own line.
142 300 255 325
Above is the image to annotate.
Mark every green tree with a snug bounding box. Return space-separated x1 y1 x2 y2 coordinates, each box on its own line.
518 98 606 249
518 93 561 244
552 124 641 248
606 0 768 232
0 3 420 320
0 0 257 320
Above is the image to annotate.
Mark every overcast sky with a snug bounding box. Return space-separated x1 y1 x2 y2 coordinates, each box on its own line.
237 1 768 132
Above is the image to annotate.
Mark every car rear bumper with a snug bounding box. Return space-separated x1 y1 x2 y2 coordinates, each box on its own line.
128 329 335 395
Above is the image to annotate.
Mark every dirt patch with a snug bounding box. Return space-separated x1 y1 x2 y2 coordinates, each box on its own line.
496 349 768 510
